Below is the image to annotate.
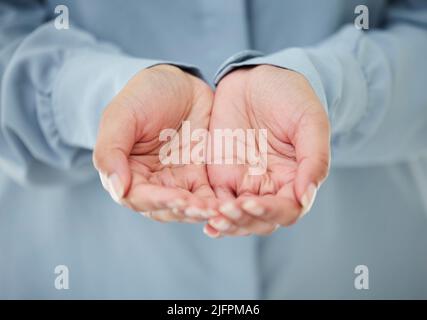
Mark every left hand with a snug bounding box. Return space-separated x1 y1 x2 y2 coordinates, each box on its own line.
93 65 216 223
205 65 331 237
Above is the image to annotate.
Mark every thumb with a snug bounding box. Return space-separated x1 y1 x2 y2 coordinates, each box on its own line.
293 109 331 216
93 104 136 203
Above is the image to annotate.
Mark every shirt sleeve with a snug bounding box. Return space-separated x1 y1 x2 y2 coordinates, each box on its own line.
0 1 200 185
215 0 427 167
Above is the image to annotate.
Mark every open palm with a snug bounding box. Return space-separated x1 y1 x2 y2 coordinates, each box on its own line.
205 65 330 236
94 65 216 222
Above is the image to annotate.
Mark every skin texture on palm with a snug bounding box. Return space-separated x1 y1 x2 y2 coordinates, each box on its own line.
205 65 331 237
93 63 330 237
93 65 217 222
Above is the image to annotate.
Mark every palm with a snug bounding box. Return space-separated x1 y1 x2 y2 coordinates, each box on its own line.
208 68 304 203
104 65 216 215
204 66 330 237
127 94 213 205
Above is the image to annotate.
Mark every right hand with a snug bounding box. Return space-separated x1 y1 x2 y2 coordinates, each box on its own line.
205 65 330 237
93 65 217 223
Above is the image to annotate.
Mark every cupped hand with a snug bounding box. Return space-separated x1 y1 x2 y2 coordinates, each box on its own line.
204 65 331 237
93 65 217 222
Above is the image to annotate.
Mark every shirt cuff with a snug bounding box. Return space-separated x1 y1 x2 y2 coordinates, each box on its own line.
214 48 329 115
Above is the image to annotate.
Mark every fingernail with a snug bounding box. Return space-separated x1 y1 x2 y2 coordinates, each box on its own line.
203 225 220 238
167 199 186 210
151 209 169 219
139 211 152 218
204 209 218 218
185 206 204 218
99 172 109 191
300 183 318 218
107 173 124 204
241 199 265 216
209 217 231 232
167 199 186 214
219 202 241 219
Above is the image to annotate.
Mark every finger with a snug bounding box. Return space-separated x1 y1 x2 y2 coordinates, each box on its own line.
191 183 220 219
181 217 205 223
292 108 330 214
93 103 136 203
225 219 276 237
209 198 274 235
202 186 237 231
208 214 275 237
141 209 178 222
203 224 222 238
124 183 208 213
217 201 252 227
203 221 249 238
150 209 203 223
237 194 302 226
141 209 204 224
207 209 276 237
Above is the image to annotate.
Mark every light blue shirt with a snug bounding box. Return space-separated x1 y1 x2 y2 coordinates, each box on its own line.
1 0 427 298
